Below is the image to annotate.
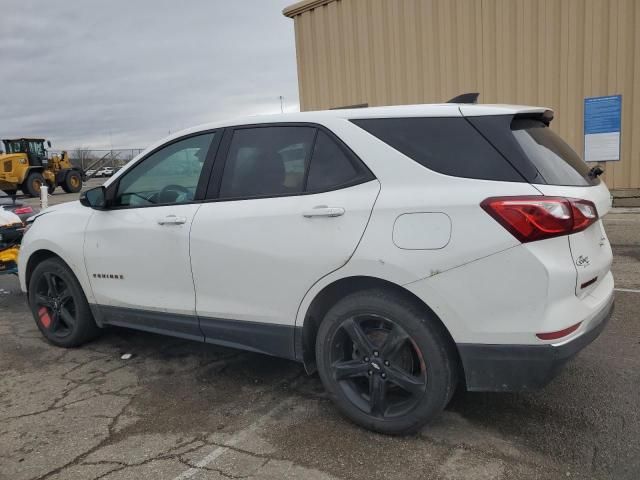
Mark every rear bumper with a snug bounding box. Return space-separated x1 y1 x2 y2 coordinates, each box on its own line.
457 295 614 392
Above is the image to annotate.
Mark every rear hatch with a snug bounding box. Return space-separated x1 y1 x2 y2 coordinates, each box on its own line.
464 110 613 297
532 182 612 298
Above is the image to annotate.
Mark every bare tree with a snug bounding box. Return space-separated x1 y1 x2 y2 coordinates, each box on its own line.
72 147 94 170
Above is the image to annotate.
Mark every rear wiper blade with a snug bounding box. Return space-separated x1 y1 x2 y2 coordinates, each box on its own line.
588 166 604 178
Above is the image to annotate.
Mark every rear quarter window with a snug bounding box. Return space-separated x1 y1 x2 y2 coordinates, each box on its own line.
306 131 361 191
351 117 524 182
509 118 596 186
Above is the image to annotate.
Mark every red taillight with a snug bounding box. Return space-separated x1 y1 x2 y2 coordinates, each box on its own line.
13 206 33 215
536 322 582 340
480 196 598 243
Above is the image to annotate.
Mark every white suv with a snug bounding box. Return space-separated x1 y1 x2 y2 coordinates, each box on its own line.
18 103 614 434
95 167 115 177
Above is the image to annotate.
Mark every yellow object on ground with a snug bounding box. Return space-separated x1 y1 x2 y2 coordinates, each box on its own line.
0 246 19 274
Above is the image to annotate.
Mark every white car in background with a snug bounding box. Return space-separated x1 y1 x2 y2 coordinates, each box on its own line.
95 167 115 177
18 103 614 434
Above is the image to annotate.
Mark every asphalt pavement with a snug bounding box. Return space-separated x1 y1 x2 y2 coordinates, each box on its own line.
0 198 638 480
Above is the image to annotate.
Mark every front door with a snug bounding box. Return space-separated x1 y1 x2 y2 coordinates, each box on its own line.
84 131 219 340
190 125 380 357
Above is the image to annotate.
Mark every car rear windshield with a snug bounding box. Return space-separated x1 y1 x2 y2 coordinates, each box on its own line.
351 117 524 182
509 118 595 186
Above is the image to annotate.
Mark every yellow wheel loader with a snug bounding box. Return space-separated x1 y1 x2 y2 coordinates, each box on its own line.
0 138 83 197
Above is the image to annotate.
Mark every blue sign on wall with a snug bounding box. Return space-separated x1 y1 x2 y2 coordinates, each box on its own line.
584 95 621 162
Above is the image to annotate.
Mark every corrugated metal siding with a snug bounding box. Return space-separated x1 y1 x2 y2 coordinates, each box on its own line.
287 0 640 189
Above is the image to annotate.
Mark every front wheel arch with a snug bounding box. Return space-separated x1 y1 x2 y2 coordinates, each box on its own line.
298 276 462 381
24 250 89 301
25 249 60 290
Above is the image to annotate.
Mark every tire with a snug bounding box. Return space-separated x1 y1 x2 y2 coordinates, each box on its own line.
22 171 45 197
46 181 56 195
62 170 82 193
28 258 101 348
315 289 458 435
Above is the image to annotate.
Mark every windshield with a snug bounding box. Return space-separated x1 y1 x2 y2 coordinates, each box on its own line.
28 141 46 158
3 140 25 154
510 118 596 186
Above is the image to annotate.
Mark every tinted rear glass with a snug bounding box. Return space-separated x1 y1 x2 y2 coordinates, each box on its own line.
351 117 524 182
307 131 360 191
510 118 595 186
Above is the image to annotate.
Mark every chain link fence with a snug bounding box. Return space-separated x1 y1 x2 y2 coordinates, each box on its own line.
51 148 145 172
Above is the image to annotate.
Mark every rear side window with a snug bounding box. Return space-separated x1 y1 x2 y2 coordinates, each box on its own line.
510 118 595 186
352 117 523 182
307 131 360 191
219 127 315 198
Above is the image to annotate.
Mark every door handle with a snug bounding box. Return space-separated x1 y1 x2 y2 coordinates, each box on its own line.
302 206 345 218
157 215 187 225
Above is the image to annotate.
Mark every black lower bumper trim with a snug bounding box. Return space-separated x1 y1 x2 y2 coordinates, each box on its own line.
457 297 614 392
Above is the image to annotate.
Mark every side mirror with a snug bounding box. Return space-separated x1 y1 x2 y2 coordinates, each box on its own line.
80 186 107 209
47 140 52 148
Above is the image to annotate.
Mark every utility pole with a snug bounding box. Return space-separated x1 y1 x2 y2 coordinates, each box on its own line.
279 96 285 113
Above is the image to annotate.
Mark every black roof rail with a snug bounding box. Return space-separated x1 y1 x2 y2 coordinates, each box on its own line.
447 93 479 104
330 103 369 110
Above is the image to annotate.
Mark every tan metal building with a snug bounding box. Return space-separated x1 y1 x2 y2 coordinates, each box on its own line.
283 0 640 193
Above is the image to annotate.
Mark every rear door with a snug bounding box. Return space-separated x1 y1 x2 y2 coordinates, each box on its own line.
534 181 612 297
190 125 379 357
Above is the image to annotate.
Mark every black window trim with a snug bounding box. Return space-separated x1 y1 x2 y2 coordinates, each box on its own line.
350 116 530 184
105 129 223 210
203 122 376 203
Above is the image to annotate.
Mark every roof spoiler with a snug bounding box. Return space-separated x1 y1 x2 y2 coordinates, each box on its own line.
447 93 479 104
512 109 555 125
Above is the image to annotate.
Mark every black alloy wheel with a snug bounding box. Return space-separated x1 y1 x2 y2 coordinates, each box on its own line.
316 289 457 435
33 271 76 338
28 258 101 347
329 314 427 419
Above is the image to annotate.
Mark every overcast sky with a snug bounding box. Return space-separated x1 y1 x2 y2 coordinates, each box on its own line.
0 0 299 150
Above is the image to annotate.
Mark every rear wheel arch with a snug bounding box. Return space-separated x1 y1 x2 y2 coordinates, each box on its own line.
298 275 462 379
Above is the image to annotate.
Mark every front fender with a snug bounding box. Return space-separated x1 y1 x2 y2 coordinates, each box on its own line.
18 202 94 302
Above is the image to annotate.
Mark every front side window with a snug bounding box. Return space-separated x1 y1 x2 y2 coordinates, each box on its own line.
115 133 215 207
219 127 315 198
